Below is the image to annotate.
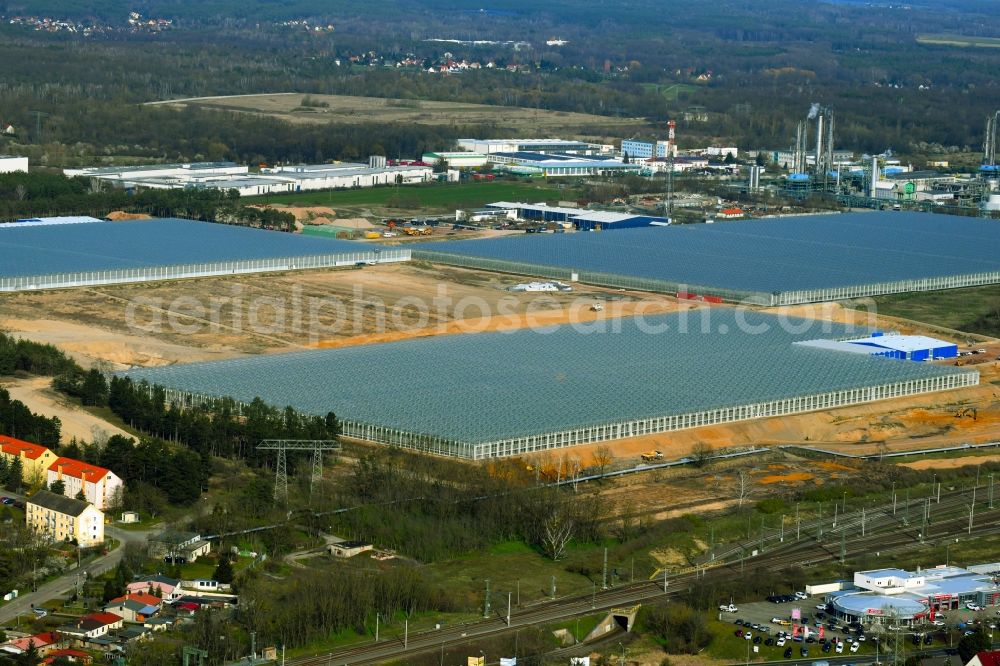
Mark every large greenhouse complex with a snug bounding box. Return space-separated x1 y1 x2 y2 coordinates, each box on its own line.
413 212 1000 306
0 217 408 291
121 310 978 460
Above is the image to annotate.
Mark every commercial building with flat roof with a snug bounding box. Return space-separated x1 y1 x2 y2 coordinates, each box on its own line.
824 565 1000 625
0 156 28 173
457 138 605 155
795 333 958 362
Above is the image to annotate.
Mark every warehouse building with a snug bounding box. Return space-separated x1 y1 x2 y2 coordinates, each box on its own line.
486 151 644 177
457 138 607 155
481 202 669 229
795 333 958 362
0 155 28 173
420 151 489 168
63 160 433 196
819 566 1000 626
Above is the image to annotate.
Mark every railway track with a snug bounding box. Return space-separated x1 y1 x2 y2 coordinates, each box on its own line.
284 502 1000 665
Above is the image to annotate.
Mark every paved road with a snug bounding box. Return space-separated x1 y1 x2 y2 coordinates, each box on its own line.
0 491 158 626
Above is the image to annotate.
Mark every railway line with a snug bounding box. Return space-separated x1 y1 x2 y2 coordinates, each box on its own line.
284 496 1000 665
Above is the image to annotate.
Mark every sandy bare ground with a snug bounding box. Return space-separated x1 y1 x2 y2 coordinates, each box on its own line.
3 376 129 444
902 454 1000 470
0 317 245 371
0 264 683 366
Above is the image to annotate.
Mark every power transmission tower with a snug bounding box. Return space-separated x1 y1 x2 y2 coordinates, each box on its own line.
257 439 342 504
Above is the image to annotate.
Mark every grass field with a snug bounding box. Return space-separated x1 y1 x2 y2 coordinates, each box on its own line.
246 180 579 213
152 92 650 135
918 34 1000 48
872 285 1000 338
641 82 700 101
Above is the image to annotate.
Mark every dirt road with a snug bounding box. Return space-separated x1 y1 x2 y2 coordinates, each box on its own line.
4 376 130 443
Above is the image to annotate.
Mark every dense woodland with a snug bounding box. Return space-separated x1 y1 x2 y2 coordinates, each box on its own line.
0 0 997 169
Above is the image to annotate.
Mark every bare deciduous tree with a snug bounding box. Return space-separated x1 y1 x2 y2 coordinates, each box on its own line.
691 442 712 468
592 445 614 478
737 469 752 508
542 510 575 561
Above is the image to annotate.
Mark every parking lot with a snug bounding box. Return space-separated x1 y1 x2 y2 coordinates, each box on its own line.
715 593 1000 662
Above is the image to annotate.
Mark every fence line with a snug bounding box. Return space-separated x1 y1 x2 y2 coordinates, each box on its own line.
413 249 1000 306
0 249 411 292
158 369 978 460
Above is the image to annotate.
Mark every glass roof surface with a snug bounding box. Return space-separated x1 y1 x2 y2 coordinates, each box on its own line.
414 212 1000 293
122 310 971 444
0 218 362 277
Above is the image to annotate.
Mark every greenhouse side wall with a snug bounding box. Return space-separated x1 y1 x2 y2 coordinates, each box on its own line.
0 249 411 292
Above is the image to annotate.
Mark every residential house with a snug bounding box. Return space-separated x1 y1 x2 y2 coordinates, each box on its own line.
46 458 123 510
126 574 182 601
56 612 124 641
148 530 211 563
0 435 58 487
328 540 373 558
42 649 93 665
0 631 66 656
103 593 161 623
26 491 105 547
966 652 1000 666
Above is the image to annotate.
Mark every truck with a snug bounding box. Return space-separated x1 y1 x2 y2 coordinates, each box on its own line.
641 450 664 462
719 604 738 613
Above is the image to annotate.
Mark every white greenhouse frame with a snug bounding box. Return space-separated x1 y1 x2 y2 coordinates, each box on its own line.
159 369 978 460
0 249 411 292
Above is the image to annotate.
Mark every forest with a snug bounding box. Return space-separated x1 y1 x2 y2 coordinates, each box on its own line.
0 0 997 170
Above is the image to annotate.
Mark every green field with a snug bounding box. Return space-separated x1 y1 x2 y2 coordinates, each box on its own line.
872 284 1000 338
918 34 1000 49
245 180 579 213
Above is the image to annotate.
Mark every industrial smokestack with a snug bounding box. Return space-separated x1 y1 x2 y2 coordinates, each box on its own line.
870 156 879 198
815 114 824 175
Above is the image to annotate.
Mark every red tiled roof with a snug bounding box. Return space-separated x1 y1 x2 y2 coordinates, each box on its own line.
0 435 51 460
9 631 61 650
49 457 112 482
110 592 161 606
976 652 1000 666
720 208 744 215
82 611 122 626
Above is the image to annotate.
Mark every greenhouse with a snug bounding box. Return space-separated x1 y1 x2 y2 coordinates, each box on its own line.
121 309 978 460
0 218 409 291
413 212 1000 306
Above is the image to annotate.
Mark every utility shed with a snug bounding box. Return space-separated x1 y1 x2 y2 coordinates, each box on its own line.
845 334 958 361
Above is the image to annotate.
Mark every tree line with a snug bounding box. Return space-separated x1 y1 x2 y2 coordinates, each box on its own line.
0 173 294 230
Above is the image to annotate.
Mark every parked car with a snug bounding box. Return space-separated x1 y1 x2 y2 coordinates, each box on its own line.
924 635 933 645
816 603 827 610
777 638 786 647
784 648 793 659
720 604 739 613
735 630 744 637
966 603 983 612
822 642 832 653
850 642 860 653
800 647 809 657
753 636 762 644
932 620 946 627
836 642 845 653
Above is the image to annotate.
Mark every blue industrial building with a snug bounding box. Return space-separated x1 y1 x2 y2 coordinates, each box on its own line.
483 202 669 229
795 333 958 362
571 211 671 231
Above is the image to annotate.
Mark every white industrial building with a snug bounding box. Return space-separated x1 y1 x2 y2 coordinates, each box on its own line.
0 155 28 173
456 138 608 155
420 151 489 168
817 566 1000 625
63 160 433 196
